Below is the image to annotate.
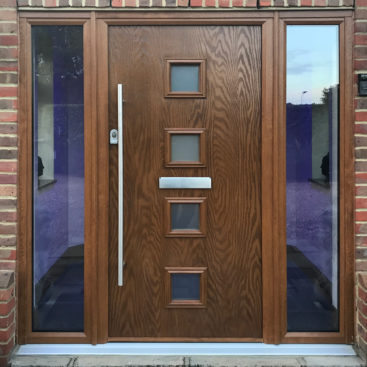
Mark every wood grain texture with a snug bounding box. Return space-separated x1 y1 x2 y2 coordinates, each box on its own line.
343 15 355 345
95 18 110 344
261 17 277 344
84 16 98 345
17 18 31 345
108 25 262 338
16 11 354 345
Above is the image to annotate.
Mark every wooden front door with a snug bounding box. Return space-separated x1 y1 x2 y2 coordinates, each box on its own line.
108 25 262 340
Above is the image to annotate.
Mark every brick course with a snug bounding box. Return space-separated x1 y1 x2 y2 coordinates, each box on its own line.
0 272 15 366
0 0 17 365
355 0 367 352
15 0 357 6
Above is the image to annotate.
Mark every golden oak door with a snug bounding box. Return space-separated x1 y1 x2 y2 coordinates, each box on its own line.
108 25 262 340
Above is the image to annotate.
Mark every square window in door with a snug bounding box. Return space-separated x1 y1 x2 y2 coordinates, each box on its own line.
164 128 206 167
165 59 206 98
165 197 207 237
165 267 207 308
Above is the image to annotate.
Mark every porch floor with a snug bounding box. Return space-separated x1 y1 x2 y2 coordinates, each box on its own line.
9 344 365 367
9 354 365 367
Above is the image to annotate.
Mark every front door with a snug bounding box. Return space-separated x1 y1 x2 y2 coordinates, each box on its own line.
108 25 262 340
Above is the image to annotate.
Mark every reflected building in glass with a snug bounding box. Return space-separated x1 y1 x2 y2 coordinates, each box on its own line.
286 25 339 332
32 26 84 332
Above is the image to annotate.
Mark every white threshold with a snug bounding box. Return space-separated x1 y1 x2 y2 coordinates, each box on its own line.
17 343 356 356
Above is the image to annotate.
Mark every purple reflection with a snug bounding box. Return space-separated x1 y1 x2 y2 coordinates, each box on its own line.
286 103 332 280
32 26 84 332
286 25 339 332
286 97 339 332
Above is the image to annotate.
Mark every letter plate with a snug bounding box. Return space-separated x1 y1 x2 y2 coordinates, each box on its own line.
159 177 212 189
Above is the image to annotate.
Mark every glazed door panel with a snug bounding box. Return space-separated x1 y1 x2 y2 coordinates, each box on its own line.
108 26 262 339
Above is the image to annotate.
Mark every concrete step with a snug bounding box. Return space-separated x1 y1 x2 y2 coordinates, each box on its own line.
8 355 366 367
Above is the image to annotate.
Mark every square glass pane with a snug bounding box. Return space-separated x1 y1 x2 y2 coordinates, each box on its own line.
171 134 200 162
171 203 200 231
171 273 200 300
171 64 200 92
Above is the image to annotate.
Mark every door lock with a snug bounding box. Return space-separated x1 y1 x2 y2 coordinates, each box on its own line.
110 129 118 144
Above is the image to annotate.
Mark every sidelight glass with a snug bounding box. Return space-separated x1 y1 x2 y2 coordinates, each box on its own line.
171 64 200 92
171 273 200 300
171 203 200 231
171 134 200 162
286 25 339 332
32 26 84 332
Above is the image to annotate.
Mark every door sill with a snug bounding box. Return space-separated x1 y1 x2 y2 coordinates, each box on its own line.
17 343 356 356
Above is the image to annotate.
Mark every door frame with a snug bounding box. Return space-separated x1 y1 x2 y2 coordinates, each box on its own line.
96 14 276 344
17 10 354 345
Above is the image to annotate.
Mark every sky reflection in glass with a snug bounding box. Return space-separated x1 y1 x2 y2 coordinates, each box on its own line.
287 26 338 105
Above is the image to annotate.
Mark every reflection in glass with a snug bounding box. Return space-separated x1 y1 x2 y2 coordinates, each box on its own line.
286 25 339 332
32 26 84 331
171 273 200 300
171 203 200 231
171 64 199 92
171 134 200 162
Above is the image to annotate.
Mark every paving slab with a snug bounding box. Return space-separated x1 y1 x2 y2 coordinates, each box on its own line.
9 355 366 367
302 356 366 366
189 355 365 367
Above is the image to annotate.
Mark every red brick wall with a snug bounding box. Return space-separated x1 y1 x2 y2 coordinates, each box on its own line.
0 273 15 367
16 0 354 7
355 0 367 359
1 0 365 365
0 1 17 366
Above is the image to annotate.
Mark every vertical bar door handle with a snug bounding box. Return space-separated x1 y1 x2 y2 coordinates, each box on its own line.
118 84 124 286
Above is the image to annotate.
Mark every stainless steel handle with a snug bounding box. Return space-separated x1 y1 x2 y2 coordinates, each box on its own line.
118 84 124 286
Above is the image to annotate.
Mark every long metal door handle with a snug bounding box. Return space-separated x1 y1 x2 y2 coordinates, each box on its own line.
118 84 124 286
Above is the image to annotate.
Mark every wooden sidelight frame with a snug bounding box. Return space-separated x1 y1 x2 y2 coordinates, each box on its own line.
275 13 355 344
17 15 97 344
17 10 354 345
